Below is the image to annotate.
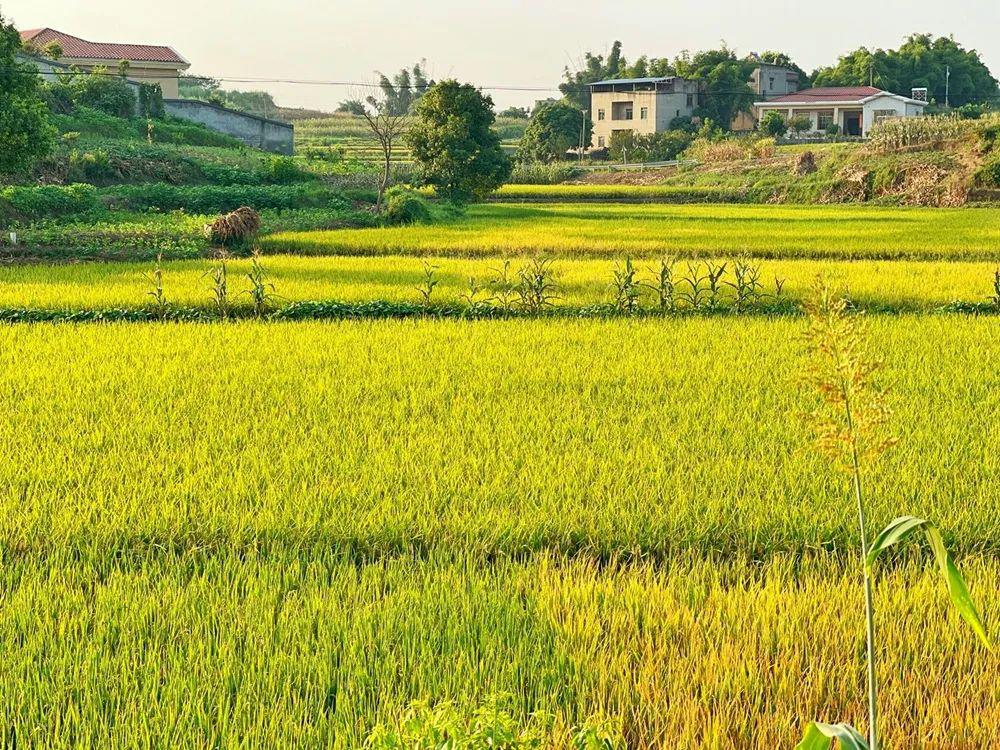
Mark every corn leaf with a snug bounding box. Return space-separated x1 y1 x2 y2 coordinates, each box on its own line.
924 525 994 651
866 516 993 650
795 721 869 750
866 515 928 569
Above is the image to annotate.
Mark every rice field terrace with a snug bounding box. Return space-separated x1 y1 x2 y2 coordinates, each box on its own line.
2 157 999 745
263 202 1000 261
0 254 998 314
0 317 998 748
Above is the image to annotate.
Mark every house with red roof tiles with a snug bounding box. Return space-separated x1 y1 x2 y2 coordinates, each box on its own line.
20 28 189 98
754 86 927 137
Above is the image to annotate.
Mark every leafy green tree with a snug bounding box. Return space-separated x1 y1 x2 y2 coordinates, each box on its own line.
377 60 432 116
407 80 511 203
0 13 56 176
560 40 626 110
753 50 810 86
498 105 530 119
760 110 788 137
518 101 590 162
812 34 998 105
675 47 756 131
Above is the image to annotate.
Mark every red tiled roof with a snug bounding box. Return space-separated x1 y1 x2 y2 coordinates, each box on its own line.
19 28 188 66
762 86 887 104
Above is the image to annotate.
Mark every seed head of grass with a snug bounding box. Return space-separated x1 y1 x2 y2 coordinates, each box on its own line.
801 280 897 472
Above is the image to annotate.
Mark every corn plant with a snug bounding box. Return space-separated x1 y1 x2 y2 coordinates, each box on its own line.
516 257 559 314
677 262 709 310
726 258 763 312
797 282 992 750
706 261 728 309
415 261 439 311
205 252 229 320
143 253 168 319
242 250 277 318
489 260 517 314
459 276 494 316
609 256 641 314
644 256 676 313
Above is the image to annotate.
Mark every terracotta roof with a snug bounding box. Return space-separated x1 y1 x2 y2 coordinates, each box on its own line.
19 28 188 66
761 86 888 104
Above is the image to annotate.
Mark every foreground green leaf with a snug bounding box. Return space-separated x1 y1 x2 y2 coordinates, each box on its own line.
795 721 869 750
866 516 993 650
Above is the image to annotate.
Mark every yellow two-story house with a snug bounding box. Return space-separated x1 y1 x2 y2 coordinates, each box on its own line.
589 76 701 149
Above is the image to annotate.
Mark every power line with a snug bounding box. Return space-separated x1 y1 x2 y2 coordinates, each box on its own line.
5 63 997 102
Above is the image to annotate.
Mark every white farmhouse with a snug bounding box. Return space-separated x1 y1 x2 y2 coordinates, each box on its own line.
754 86 927 137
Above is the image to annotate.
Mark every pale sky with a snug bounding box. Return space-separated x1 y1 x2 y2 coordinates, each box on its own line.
5 0 999 111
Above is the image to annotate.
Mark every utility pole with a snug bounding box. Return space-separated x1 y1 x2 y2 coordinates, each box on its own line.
945 65 951 108
579 108 586 163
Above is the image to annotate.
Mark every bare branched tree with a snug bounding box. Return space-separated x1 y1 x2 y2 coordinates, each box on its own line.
356 88 409 212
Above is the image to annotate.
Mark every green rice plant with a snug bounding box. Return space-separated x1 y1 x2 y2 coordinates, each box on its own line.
798 283 992 750
992 267 1000 309
516 257 559 313
415 261 439 310
609 256 641 315
263 203 1000 262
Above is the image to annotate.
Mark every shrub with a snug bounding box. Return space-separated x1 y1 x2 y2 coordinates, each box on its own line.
788 115 812 135
0 183 99 221
825 122 841 137
384 186 432 225
760 110 788 137
609 130 692 162
264 156 304 184
205 206 261 248
103 183 341 213
68 68 135 118
67 148 117 182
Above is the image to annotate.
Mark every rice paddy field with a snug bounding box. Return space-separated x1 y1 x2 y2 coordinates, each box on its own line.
2 197 999 747
0 254 997 313
262 203 1000 261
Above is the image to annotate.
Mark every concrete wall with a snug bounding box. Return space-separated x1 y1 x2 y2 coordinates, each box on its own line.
163 99 294 155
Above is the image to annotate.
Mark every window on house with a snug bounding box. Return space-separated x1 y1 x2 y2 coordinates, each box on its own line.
873 109 897 123
686 93 693 107
640 107 648 120
817 113 834 130
611 102 633 120
769 76 775 90
597 136 605 148
597 109 605 121
676 109 680 117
